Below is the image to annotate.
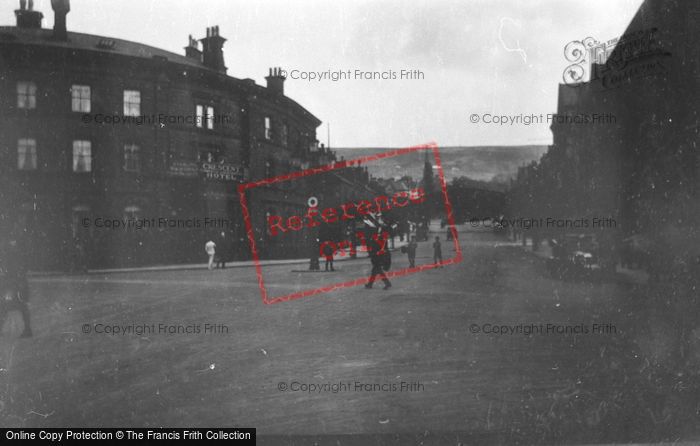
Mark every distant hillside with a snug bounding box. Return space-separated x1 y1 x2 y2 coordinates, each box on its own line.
333 145 548 184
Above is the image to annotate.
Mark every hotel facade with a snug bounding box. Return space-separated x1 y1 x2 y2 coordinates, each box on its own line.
0 1 344 269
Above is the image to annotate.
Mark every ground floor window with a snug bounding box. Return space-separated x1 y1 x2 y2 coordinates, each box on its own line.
17 138 37 170
124 144 140 172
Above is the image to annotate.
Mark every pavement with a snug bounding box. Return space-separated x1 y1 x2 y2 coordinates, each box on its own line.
29 233 416 276
0 223 695 443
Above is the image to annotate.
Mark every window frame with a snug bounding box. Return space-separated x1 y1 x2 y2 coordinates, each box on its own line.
17 138 37 171
282 123 289 147
195 105 204 128
206 106 214 130
123 143 141 173
71 84 91 113
72 140 93 173
17 81 37 110
123 89 141 117
264 116 272 140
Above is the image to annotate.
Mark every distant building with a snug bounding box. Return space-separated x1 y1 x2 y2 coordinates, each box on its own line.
509 0 700 265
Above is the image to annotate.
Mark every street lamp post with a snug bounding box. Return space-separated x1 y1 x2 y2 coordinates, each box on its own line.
308 195 320 270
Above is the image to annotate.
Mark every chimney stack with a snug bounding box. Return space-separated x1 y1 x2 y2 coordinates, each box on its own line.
265 67 286 95
15 0 43 29
184 34 202 62
51 0 70 40
199 26 227 73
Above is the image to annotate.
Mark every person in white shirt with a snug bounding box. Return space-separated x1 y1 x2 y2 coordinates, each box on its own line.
205 240 216 270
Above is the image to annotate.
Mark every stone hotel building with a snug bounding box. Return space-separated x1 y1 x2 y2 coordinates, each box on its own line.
0 0 341 268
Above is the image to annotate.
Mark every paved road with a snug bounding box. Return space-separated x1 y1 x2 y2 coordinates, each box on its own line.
0 227 635 441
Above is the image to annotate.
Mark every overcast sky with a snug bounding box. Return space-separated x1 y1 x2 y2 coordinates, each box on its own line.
3 0 643 147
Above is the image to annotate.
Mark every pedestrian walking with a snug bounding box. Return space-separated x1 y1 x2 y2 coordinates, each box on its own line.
433 235 443 266
323 242 335 271
216 232 227 269
407 235 418 268
205 239 216 270
365 231 392 290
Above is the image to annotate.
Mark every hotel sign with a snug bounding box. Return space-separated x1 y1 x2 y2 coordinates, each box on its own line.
168 161 246 181
199 162 245 182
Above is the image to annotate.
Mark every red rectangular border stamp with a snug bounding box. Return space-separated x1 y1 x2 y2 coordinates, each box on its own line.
238 142 462 305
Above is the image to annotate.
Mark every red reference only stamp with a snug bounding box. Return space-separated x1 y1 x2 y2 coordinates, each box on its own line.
238 142 461 304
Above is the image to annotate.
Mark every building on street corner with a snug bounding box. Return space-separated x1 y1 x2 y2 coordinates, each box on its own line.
508 0 700 273
0 0 368 269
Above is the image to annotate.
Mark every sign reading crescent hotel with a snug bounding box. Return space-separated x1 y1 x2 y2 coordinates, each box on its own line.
199 162 246 182
167 161 246 181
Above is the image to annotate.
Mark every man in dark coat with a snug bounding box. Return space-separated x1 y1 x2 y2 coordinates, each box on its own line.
364 231 392 290
323 242 335 271
406 235 418 268
215 231 228 269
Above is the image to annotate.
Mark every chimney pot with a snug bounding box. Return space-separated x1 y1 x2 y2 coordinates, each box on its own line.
200 25 227 73
185 33 202 60
16 0 43 29
265 66 286 95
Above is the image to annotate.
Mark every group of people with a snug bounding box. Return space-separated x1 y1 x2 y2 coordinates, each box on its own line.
203 225 448 293
365 233 445 289
401 234 444 267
